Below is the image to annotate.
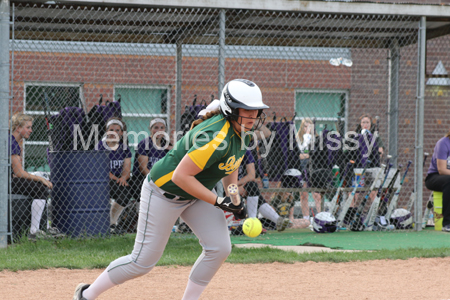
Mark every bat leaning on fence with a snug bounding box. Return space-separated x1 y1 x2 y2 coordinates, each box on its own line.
377 164 403 218
385 160 413 220
349 163 386 231
364 158 393 230
327 161 354 216
422 196 435 228
335 159 370 229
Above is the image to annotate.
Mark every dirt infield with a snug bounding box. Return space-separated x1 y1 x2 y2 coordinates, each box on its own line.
1 257 449 299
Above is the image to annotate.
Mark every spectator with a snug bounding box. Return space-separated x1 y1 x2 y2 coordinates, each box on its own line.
271 168 310 229
296 118 320 220
296 118 313 172
349 114 383 205
10 112 64 241
97 117 132 234
238 149 290 232
354 113 384 161
130 118 171 206
425 131 450 232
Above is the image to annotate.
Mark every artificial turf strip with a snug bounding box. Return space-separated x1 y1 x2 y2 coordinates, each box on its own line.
230 227 450 251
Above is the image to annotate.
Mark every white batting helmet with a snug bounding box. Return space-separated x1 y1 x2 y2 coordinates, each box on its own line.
219 79 269 129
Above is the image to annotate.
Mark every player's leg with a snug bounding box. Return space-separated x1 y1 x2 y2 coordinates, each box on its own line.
130 172 145 213
12 177 49 239
78 180 187 300
180 199 231 299
425 174 450 228
300 184 310 221
109 180 131 234
313 192 322 213
109 180 125 232
244 181 260 218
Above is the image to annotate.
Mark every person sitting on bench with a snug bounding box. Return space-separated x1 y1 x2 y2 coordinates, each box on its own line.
10 112 64 241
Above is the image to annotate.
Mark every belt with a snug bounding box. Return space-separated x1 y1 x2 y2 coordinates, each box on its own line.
163 192 190 201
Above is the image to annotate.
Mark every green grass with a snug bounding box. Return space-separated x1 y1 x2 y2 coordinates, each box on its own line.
1 233 450 271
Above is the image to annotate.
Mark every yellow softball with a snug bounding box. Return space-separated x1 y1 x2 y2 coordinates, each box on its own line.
243 218 262 238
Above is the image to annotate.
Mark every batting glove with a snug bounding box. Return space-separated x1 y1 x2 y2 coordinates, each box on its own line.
233 206 248 220
215 196 245 214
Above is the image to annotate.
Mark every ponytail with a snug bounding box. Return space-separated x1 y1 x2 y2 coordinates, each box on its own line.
190 109 221 130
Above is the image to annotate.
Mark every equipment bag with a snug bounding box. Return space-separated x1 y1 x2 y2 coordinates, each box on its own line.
180 96 207 135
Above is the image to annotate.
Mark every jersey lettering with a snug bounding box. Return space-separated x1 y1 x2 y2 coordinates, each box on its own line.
150 157 162 167
218 155 244 175
110 160 124 170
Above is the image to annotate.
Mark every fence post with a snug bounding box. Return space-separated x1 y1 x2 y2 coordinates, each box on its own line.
175 39 182 133
218 9 226 98
414 16 426 231
0 0 10 248
388 38 400 166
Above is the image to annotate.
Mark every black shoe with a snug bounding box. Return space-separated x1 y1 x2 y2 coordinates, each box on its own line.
73 283 90 300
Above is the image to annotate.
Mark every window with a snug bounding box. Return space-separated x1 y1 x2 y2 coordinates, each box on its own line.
23 83 81 171
114 86 170 161
295 90 347 135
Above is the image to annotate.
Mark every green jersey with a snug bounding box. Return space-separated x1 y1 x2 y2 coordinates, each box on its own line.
149 114 251 199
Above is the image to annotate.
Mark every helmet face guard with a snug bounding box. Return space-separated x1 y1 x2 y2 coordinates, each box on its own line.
227 110 267 131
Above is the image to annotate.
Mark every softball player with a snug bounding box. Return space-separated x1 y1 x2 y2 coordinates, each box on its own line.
96 117 132 234
73 79 269 300
9 113 64 241
129 118 171 203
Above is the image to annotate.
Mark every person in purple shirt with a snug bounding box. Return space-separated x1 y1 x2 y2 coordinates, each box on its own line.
10 112 64 241
238 149 289 232
425 133 450 232
130 118 171 203
97 117 132 234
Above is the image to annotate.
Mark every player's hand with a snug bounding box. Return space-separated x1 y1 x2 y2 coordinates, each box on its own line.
238 185 245 196
116 177 129 186
233 206 248 220
215 196 244 214
39 177 53 189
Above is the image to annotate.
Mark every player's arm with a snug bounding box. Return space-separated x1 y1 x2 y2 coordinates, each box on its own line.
253 124 272 140
237 162 255 187
222 169 239 196
437 159 450 175
137 155 150 175
11 155 53 188
117 157 131 186
172 154 217 205
436 141 450 175
121 157 131 180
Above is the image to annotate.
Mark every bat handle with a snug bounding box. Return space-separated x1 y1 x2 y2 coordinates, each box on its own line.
230 195 240 206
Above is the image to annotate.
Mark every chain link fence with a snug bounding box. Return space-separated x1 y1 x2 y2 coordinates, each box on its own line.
5 2 447 242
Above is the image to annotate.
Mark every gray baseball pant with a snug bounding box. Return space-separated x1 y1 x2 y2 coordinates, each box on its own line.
106 179 231 286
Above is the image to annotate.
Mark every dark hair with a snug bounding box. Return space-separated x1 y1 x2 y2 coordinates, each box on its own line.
190 109 221 130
